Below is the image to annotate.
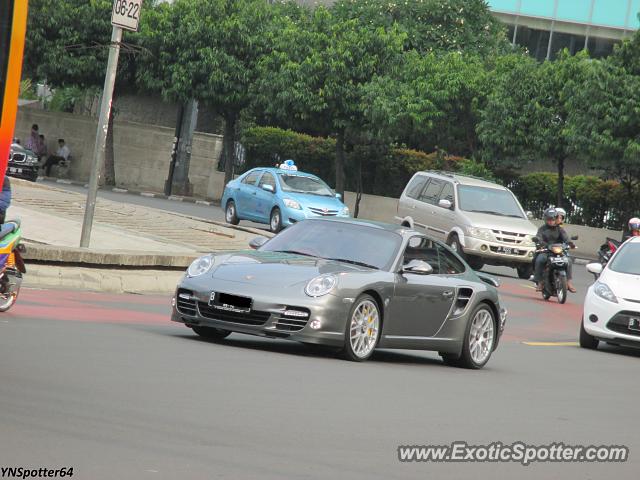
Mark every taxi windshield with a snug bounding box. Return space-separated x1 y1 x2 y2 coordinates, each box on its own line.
278 173 333 196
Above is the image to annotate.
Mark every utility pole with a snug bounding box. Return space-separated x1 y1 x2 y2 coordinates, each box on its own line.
80 0 142 248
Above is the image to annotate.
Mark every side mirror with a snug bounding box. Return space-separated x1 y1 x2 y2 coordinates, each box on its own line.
526 211 534 219
438 199 453 209
335 193 342 200
571 235 579 241
586 263 603 278
262 184 275 193
477 272 500 288
402 259 433 275
249 236 269 249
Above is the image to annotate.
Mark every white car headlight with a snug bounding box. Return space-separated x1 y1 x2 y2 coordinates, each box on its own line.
187 255 214 277
305 274 337 297
467 227 495 241
283 198 302 210
594 281 618 303
341 206 350 216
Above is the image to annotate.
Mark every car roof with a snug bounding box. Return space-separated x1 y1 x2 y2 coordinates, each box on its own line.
251 167 319 178
418 170 507 190
305 217 419 237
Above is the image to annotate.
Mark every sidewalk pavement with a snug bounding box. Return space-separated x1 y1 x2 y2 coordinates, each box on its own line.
8 179 272 292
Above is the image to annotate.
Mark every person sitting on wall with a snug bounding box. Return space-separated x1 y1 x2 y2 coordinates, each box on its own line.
42 139 71 177
0 175 11 225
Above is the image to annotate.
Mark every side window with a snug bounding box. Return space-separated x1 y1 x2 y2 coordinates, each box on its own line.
242 171 261 185
436 244 466 275
403 236 440 274
418 178 444 205
405 175 428 199
258 172 276 190
439 182 455 207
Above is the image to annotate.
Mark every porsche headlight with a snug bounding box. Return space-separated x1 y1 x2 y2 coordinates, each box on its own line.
594 281 618 304
283 198 302 210
467 227 495 241
305 274 337 297
187 255 214 277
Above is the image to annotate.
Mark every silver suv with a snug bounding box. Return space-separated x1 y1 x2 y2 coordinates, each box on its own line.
396 171 538 279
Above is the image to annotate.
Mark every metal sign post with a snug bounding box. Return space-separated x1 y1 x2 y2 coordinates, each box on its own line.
80 1 142 248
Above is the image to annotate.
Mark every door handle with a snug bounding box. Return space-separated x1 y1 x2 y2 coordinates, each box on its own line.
442 291 454 299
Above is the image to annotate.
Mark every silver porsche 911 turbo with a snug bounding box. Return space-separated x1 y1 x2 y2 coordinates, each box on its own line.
171 218 507 368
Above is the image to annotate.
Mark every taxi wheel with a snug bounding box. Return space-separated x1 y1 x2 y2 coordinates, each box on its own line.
225 200 239 225
270 208 283 233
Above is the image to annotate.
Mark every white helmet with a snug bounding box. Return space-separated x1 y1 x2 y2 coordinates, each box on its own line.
629 217 640 231
556 207 566 218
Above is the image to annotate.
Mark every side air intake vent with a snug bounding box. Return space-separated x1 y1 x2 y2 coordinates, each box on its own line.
452 288 474 316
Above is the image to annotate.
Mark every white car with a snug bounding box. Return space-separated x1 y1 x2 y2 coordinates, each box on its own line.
580 236 640 350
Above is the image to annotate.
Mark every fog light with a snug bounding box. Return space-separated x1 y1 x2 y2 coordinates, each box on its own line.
171 297 176 307
284 309 310 318
528 251 534 257
480 244 488 251
589 314 598 323
309 319 322 330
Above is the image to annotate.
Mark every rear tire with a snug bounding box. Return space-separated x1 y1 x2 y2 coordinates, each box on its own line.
579 319 599 349
191 326 231 341
517 264 533 279
225 200 239 225
444 304 496 369
0 291 18 312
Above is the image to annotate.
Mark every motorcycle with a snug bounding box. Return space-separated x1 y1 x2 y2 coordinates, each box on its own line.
597 237 620 266
532 236 576 304
0 219 26 312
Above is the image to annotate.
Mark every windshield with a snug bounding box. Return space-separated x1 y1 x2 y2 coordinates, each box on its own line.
260 220 402 270
278 173 333 196
458 185 524 218
608 242 640 275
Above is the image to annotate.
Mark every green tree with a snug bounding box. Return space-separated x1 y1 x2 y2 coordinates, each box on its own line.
137 0 272 186
23 0 146 185
254 5 405 197
478 51 593 207
331 0 508 56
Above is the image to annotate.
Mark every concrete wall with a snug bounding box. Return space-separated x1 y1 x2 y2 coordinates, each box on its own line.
15 108 225 200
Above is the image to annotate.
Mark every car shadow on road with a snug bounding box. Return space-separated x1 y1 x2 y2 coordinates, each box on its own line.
171 332 447 366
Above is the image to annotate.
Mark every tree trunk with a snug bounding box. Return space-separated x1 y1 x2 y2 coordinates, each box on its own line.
557 156 565 208
223 115 236 186
102 93 117 187
335 130 345 199
354 156 363 218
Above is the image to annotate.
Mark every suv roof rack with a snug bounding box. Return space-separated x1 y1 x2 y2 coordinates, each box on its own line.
423 170 497 184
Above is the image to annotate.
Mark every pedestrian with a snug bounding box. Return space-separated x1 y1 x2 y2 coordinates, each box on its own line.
0 175 11 225
25 124 39 153
42 138 71 177
38 134 48 161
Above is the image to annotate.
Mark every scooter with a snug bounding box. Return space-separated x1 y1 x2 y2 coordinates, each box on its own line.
0 219 26 312
597 237 620 266
532 236 576 304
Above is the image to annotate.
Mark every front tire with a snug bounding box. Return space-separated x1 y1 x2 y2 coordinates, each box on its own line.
225 200 239 225
191 326 231 341
341 294 381 362
466 256 485 271
556 274 568 304
447 234 466 260
446 304 496 369
270 207 283 233
579 319 599 349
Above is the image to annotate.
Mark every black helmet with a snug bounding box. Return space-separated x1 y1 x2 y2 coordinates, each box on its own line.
544 208 558 220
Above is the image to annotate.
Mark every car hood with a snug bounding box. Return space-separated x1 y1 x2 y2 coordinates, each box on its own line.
210 250 367 287
602 269 640 301
460 211 537 235
281 192 345 210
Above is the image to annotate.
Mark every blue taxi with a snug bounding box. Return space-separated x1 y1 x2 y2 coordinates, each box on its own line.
221 161 350 232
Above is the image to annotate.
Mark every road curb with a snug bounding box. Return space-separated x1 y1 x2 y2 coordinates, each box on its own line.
36 176 220 206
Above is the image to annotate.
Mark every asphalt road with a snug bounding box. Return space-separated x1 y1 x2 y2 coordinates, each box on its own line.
1 265 638 480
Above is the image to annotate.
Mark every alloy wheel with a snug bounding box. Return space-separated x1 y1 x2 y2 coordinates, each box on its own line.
349 299 380 359
468 308 495 365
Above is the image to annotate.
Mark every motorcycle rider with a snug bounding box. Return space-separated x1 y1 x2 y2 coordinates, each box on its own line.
533 208 573 292
621 217 640 242
554 207 576 293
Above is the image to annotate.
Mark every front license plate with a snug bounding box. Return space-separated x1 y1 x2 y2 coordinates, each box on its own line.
495 246 514 255
211 292 252 313
9 167 22 173
628 317 640 332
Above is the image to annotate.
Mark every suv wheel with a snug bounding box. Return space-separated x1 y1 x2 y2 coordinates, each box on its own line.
447 234 465 259
516 264 533 280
